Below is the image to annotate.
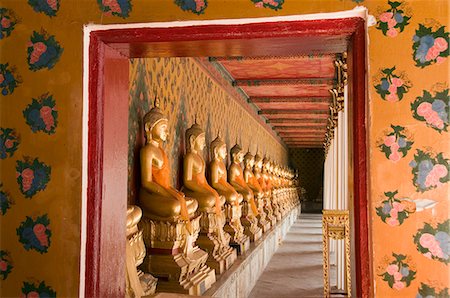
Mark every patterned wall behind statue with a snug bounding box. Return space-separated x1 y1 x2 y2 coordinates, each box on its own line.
128 58 288 204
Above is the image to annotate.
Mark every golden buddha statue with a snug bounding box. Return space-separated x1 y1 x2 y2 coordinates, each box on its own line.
263 157 281 221
182 125 237 273
229 144 262 242
254 153 276 226
138 104 215 295
243 151 271 233
209 134 249 254
126 205 157 298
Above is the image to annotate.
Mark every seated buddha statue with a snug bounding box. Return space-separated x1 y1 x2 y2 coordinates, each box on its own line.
182 126 236 273
243 151 270 232
138 104 215 295
254 153 276 225
182 122 224 214
210 135 242 207
209 135 249 253
229 144 262 242
263 157 281 220
139 104 198 224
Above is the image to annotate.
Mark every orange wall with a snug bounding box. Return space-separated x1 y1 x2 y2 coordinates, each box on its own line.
0 0 448 297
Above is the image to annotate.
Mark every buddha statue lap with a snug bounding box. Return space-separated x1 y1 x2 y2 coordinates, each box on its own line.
243 152 271 233
182 124 237 273
126 205 157 298
138 104 215 295
228 144 262 242
254 153 276 226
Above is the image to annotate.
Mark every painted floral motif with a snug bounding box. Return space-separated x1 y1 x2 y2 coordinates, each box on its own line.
413 24 449 67
411 89 449 133
417 283 450 298
17 214 52 254
16 157 51 198
21 281 56 298
0 128 20 159
377 1 411 37
377 125 413 162
375 191 416 226
378 253 416 290
0 63 21 96
0 250 13 280
97 0 132 18
23 93 58 134
174 0 207 15
413 220 450 264
0 8 18 39
27 0 60 17
374 67 411 102
252 0 283 10
27 30 63 71
409 150 450 192
0 184 13 216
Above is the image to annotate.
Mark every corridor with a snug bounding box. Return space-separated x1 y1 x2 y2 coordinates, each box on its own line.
249 213 335 298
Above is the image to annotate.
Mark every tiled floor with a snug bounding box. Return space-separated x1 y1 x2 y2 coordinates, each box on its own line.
248 213 336 298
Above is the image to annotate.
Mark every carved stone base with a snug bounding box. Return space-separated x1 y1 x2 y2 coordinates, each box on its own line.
256 197 271 233
224 203 250 254
139 215 216 295
241 201 263 242
197 210 237 275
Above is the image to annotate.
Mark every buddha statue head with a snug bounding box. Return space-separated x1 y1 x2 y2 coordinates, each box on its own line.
254 153 263 171
230 143 244 164
211 133 227 161
244 152 255 169
143 101 169 144
186 120 206 153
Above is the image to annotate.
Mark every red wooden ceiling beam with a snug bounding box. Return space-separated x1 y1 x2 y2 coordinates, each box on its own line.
249 96 330 103
259 109 328 115
277 127 327 135
234 78 335 87
254 102 330 110
268 118 327 124
212 54 337 62
276 126 326 131
273 124 325 129
264 114 329 120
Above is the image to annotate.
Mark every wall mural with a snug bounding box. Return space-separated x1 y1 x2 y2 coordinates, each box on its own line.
375 190 416 226
0 63 21 96
16 158 51 198
373 66 411 102
412 24 449 67
0 8 17 40
97 0 132 18
411 88 449 132
175 0 207 14
376 1 411 37
27 0 60 17
0 0 448 297
0 185 13 216
377 125 414 162
23 94 58 135
27 30 63 71
16 214 52 254
252 0 283 10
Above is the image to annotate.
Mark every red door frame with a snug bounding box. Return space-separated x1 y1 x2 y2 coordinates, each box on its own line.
86 17 369 298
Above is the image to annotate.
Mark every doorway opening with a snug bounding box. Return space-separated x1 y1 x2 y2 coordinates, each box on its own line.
81 9 370 298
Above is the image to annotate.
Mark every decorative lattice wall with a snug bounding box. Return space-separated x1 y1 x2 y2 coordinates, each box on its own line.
128 58 289 203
